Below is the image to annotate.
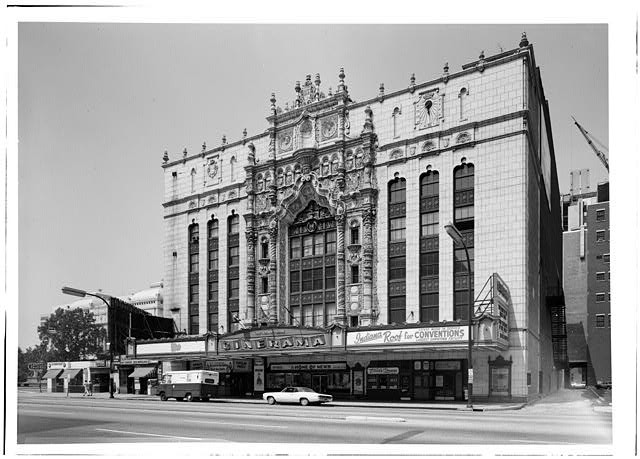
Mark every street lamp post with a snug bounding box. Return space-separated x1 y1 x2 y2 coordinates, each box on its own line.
61 286 115 399
444 222 474 409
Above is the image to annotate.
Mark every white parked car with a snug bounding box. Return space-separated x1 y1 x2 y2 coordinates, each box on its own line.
263 386 333 406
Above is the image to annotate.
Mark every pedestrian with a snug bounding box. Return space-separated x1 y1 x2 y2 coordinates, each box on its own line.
83 380 90 396
88 379 93 396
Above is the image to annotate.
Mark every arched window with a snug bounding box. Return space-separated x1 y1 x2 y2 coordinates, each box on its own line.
256 174 264 192
392 107 401 138
388 177 407 324
420 171 440 322
355 148 364 168
276 168 284 186
453 163 474 321
322 157 330 176
230 156 237 182
458 87 468 120
331 154 339 174
261 237 269 259
345 150 354 170
190 168 197 193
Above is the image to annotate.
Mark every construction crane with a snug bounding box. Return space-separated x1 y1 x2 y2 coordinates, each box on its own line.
572 116 609 173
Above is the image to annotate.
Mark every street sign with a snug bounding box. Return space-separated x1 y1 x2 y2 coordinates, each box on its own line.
28 362 46 370
468 369 474 384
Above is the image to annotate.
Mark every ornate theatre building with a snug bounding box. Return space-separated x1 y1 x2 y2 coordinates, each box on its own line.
129 33 566 402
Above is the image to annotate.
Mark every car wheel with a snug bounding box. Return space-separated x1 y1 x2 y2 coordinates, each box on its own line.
185 393 193 402
159 392 167 401
267 396 276 405
300 398 309 406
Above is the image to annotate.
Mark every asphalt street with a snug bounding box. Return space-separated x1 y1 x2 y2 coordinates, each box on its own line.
14 388 612 454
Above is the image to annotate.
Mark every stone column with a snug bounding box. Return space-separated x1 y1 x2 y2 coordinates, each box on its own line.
245 227 257 326
268 221 278 324
361 206 376 325
335 212 347 325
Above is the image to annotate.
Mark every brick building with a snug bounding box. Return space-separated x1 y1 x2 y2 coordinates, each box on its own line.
131 33 565 402
562 178 610 387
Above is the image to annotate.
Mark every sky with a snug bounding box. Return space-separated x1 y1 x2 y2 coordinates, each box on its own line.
14 20 611 349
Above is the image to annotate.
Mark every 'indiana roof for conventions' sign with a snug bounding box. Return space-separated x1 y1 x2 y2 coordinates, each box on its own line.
347 326 468 347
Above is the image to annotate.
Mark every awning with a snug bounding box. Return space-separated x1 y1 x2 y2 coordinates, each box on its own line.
59 368 82 379
128 366 157 379
42 369 63 379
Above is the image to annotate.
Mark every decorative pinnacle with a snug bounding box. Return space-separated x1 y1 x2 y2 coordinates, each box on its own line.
328 86 333 96
362 105 374 133
379 83 384 96
305 74 312 84
479 50 485 60
242 128 247 139
162 150 169 163
270 92 277 114
222 135 227 145
519 32 529 47
338 67 345 91
410 73 416 86
294 80 301 93
443 62 449 73
183 147 188 157
314 73 321 86
202 141 206 152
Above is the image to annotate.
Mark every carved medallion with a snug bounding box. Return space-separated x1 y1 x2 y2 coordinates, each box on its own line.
206 159 218 179
279 130 293 152
306 220 318 233
390 149 404 160
423 141 436 152
321 117 338 140
456 132 471 144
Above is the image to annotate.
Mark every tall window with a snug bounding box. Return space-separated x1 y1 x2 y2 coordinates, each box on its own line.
230 156 236 182
207 218 219 333
420 171 439 322
350 221 360 245
453 164 474 321
388 178 407 324
288 201 336 328
458 87 468 120
392 107 401 138
227 213 240 331
188 223 199 334
190 168 196 193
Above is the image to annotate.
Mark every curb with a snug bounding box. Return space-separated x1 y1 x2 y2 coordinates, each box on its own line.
112 397 526 411
19 391 526 411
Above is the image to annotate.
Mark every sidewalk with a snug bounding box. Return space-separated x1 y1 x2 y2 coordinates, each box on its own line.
24 389 525 412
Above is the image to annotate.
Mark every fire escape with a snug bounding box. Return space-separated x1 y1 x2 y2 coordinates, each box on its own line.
546 286 568 369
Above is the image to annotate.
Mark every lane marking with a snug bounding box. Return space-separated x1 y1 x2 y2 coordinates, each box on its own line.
509 439 577 444
95 428 203 441
184 419 288 429
345 416 406 423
